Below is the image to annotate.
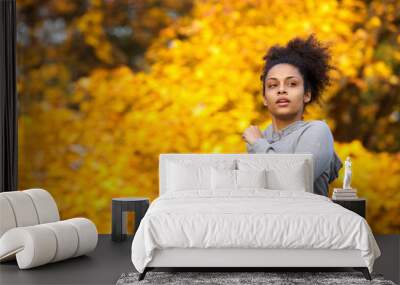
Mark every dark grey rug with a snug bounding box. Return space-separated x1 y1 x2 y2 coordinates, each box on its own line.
116 271 396 285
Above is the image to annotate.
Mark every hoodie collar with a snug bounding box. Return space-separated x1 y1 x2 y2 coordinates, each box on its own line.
264 120 306 143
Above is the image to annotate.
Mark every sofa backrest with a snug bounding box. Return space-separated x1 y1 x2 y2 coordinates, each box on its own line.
0 189 60 238
159 153 314 195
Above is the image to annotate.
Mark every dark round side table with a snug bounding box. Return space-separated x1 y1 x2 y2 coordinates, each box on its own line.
111 197 149 242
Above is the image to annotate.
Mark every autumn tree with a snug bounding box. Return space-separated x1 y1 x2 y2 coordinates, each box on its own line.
18 0 400 233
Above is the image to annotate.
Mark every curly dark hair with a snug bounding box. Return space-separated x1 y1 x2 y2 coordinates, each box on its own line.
260 34 335 106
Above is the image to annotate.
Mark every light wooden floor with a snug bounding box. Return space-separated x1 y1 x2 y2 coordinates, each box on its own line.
0 235 398 285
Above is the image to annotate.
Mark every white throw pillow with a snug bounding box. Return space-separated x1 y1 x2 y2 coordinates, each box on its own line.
167 162 211 191
236 169 268 189
237 159 308 191
166 159 236 193
211 168 236 190
211 168 268 190
266 164 307 191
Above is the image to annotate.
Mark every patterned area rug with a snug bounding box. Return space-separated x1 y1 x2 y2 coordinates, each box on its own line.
116 271 396 285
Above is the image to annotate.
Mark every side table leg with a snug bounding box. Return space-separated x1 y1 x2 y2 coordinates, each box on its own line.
112 202 124 241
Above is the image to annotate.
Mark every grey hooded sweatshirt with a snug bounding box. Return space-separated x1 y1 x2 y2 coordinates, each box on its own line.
246 120 343 196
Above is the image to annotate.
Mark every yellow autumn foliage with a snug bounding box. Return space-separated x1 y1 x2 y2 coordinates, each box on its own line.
331 141 400 234
18 0 400 234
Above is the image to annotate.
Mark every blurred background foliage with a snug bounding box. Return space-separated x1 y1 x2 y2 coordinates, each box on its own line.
17 0 399 234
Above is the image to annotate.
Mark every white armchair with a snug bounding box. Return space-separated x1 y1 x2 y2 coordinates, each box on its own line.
0 189 98 269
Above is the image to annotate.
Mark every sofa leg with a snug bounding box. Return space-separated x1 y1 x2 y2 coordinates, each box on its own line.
138 268 148 281
354 267 371 280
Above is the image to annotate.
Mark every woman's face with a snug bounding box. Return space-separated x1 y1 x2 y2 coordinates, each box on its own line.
263 63 311 120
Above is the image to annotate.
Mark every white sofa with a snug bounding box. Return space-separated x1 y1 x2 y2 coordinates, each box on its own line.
0 188 98 269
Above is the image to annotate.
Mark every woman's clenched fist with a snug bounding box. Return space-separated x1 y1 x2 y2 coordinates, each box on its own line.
242 125 264 145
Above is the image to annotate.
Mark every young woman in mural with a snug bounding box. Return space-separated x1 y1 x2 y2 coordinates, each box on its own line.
242 34 342 197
